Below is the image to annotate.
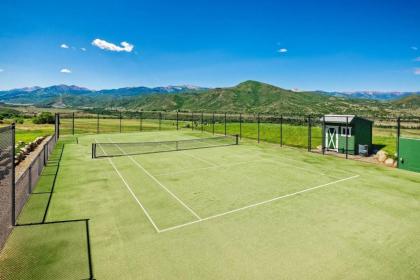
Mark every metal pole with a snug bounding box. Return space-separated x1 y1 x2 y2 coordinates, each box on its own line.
159 112 162 131
176 111 179 130
119 111 122 133
224 113 227 136
72 112 75 135
322 116 325 155
239 113 242 139
201 112 204 133
257 113 260 143
308 116 312 152
396 117 401 168
345 116 349 159
97 113 99 134
212 112 215 135
140 111 143 131
11 123 16 225
191 112 194 131
280 115 283 147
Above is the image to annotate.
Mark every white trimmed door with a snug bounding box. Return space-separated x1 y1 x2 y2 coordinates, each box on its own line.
326 126 338 152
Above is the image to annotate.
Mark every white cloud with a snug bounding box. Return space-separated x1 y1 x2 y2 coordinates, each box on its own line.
80 47 86 51
278 48 288 53
60 68 72 74
60 44 69 49
91 38 134 52
0 69 4 72
415 68 420 75
411 46 418 51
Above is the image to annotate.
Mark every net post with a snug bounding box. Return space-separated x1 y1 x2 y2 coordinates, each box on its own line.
72 112 75 135
176 110 179 130
322 116 325 155
224 113 227 136
396 116 401 168
97 113 99 134
92 143 95 159
119 111 122 133
257 113 260 143
201 112 204 133
308 115 312 152
239 113 242 139
212 112 215 135
345 116 349 159
11 123 16 226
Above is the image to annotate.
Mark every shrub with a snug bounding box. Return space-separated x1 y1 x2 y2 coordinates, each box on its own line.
33 112 55 124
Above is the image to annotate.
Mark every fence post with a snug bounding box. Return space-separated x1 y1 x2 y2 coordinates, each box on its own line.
345 116 349 159
322 116 325 155
119 111 122 133
140 111 143 131
72 112 75 135
176 111 179 130
396 117 401 168
159 112 162 130
257 113 260 143
201 112 204 133
280 115 283 147
239 113 242 139
236 134 239 145
10 124 16 226
224 113 227 136
97 113 99 134
212 112 215 135
308 116 312 152
191 112 194 131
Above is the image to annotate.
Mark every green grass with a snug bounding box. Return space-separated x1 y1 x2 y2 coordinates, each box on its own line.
1 131 419 279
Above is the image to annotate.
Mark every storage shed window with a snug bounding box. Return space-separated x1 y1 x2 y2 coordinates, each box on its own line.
341 127 352 137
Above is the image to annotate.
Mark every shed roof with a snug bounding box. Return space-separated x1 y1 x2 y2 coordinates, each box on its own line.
321 115 372 124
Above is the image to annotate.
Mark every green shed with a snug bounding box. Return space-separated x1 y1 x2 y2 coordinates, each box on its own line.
322 115 373 155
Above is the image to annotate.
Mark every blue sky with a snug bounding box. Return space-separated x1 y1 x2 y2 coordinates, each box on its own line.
0 0 419 91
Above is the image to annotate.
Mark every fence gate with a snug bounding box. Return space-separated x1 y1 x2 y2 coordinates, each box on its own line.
398 138 420 172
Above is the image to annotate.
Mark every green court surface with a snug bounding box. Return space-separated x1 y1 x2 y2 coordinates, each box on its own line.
1 131 420 279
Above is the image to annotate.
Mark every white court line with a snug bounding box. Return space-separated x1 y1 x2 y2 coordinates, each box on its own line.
159 174 360 233
108 139 202 220
95 139 161 233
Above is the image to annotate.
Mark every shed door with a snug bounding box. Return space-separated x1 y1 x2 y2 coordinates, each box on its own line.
326 126 338 152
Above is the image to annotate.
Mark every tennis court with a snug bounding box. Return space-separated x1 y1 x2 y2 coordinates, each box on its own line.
1 130 420 279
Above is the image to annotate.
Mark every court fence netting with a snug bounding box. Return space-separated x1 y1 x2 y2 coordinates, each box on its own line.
93 134 239 158
0 115 59 250
58 111 419 163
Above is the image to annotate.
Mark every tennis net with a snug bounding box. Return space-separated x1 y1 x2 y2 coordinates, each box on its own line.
92 135 239 158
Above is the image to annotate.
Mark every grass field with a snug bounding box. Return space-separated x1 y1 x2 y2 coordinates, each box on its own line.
0 130 419 279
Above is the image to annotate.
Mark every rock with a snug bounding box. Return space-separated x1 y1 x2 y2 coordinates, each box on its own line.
376 150 388 163
385 158 394 167
393 161 398 168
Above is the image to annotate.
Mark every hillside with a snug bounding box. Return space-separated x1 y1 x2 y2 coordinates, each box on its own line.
97 81 419 116
0 81 419 116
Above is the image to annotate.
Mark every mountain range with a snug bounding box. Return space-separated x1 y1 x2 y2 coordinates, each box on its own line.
0 81 419 116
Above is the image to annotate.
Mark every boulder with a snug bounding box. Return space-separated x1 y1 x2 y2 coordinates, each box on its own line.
376 150 388 163
384 158 394 167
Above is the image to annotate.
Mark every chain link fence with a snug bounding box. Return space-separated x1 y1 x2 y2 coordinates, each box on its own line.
0 125 15 250
0 115 58 250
